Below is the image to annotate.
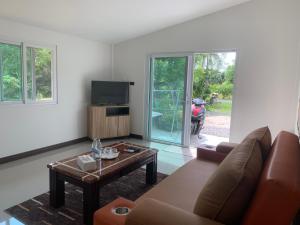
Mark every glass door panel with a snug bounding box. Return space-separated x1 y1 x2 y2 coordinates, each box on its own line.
149 56 188 145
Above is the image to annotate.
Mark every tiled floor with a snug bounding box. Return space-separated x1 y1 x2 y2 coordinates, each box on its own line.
0 138 198 224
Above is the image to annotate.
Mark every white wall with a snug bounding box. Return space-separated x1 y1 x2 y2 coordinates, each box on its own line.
0 19 112 158
114 0 300 142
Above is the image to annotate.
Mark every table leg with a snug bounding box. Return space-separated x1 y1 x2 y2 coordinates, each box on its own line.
146 155 157 184
49 170 65 208
83 183 100 225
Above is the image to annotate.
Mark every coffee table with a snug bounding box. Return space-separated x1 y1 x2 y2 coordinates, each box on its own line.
47 142 158 225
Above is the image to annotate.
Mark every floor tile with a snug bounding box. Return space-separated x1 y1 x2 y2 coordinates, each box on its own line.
0 138 194 212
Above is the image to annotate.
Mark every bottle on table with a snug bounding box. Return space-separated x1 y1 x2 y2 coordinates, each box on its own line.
91 138 102 159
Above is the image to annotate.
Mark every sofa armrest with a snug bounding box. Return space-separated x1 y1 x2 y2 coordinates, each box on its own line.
125 198 223 225
215 142 238 154
197 147 227 163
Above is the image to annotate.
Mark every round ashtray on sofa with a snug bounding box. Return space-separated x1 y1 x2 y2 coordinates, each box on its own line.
112 207 131 216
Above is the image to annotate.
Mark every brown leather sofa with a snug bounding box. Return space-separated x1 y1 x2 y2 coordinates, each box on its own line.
125 129 300 225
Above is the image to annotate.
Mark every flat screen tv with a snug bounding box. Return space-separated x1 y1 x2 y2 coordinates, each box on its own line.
91 81 129 105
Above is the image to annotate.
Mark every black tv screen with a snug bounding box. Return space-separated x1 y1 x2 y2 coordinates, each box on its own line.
91 81 129 105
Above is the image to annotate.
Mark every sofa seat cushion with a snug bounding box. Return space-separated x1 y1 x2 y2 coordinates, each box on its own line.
194 139 263 225
243 126 271 160
136 158 219 213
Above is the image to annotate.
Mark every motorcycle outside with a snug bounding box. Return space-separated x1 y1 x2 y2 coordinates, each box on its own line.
191 98 206 138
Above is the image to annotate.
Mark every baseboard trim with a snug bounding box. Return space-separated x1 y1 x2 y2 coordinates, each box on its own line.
129 133 143 139
0 137 89 165
0 134 144 165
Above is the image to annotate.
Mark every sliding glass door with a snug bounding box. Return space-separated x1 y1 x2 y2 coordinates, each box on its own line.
148 55 192 145
147 51 237 147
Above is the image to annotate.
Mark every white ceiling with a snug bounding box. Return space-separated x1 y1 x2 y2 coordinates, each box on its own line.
0 0 250 43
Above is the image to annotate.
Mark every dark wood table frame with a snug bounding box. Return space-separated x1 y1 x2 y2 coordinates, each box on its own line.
49 152 157 225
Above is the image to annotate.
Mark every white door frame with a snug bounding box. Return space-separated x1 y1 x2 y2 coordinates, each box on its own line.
144 53 194 147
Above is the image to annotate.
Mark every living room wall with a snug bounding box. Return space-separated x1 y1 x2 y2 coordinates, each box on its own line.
0 18 112 158
113 0 300 142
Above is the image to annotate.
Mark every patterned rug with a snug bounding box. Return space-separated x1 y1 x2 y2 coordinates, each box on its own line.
5 169 167 225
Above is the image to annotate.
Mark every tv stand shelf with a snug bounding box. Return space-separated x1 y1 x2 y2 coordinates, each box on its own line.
88 105 130 139
106 106 129 117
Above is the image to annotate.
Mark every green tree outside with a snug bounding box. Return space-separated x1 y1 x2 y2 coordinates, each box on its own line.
0 43 22 101
151 53 236 131
152 57 186 131
193 53 236 101
0 43 52 102
27 47 52 100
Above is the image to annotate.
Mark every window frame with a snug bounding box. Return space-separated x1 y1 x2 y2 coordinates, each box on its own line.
0 38 58 105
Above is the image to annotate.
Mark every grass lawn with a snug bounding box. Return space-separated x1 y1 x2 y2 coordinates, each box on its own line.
206 101 232 115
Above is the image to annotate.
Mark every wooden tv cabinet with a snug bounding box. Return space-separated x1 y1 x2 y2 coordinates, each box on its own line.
88 105 130 139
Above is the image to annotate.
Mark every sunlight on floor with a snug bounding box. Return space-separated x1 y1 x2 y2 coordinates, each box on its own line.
0 215 24 225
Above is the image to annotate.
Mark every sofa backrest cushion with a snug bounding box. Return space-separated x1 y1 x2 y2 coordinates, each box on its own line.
242 131 300 225
194 138 263 225
242 126 271 160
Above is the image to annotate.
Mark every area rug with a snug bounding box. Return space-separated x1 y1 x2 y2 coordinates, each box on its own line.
5 169 167 225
